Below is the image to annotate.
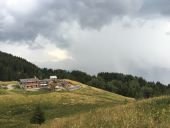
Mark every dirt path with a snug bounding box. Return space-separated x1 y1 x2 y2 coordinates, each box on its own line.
7 84 15 90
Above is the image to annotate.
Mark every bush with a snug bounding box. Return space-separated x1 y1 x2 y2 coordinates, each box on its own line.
142 86 153 98
30 104 45 125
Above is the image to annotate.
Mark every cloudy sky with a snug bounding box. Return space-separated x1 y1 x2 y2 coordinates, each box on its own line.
1 0 170 84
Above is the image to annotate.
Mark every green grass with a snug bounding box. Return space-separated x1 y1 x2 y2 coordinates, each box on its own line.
0 81 19 86
40 96 170 128
0 89 8 95
1 80 169 128
0 80 133 128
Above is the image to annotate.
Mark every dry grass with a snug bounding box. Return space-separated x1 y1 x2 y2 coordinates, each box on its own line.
66 79 134 102
0 80 168 128
40 96 170 128
0 80 134 128
0 81 19 86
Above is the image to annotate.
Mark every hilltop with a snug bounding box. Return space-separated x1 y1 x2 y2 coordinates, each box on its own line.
0 80 134 128
0 80 169 128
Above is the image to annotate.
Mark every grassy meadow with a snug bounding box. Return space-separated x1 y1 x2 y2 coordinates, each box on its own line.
0 80 169 128
0 80 133 128
0 81 19 86
41 96 170 128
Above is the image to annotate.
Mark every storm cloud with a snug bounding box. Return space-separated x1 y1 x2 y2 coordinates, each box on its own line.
0 0 170 43
1 0 170 84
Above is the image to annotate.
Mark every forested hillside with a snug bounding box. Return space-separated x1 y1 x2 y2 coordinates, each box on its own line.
0 51 42 80
42 69 170 99
0 51 170 99
91 72 170 98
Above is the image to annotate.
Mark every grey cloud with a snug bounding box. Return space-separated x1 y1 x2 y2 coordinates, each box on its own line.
1 0 170 45
0 0 141 44
130 66 170 85
1 0 170 84
140 0 170 17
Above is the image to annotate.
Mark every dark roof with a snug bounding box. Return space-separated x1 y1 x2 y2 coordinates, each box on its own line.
39 79 51 83
42 79 51 82
20 78 39 83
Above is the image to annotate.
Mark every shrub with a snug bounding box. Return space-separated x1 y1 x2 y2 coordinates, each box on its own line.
30 104 45 125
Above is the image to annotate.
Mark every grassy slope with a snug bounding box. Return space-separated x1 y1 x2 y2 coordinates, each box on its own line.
41 96 170 128
0 81 19 86
0 80 133 128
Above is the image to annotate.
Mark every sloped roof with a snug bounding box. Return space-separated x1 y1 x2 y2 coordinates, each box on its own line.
39 79 51 83
20 78 39 83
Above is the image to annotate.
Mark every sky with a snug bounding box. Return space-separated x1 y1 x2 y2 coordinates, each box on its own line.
0 0 170 84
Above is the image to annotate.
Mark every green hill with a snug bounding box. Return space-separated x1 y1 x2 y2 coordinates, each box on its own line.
0 80 134 128
0 51 42 81
41 95 170 128
0 80 169 128
0 50 169 99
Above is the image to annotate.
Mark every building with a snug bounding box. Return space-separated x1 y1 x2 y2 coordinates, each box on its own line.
50 76 57 81
38 79 51 87
20 76 58 89
20 78 39 89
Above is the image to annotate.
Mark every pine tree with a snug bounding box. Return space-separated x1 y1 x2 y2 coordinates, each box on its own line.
30 104 45 125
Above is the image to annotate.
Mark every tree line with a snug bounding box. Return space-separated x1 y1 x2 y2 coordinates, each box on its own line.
0 51 170 99
35 68 170 99
0 51 42 81
43 70 170 99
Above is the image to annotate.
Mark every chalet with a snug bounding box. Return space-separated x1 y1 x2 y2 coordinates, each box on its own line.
39 79 51 87
20 76 56 89
19 77 81 91
20 78 39 89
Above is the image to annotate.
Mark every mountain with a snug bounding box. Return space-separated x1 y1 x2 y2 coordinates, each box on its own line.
0 51 42 81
